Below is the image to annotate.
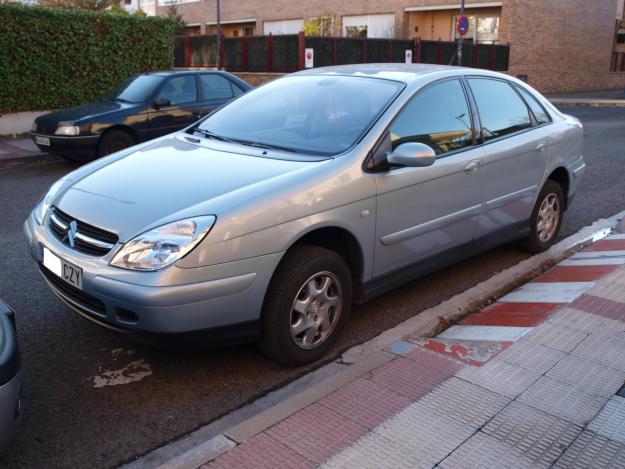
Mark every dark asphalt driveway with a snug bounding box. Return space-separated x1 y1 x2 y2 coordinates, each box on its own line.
0 107 623 468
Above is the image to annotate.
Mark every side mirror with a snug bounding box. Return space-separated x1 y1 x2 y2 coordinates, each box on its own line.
153 98 171 109
387 142 436 168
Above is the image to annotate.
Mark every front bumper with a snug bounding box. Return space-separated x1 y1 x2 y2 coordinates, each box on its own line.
30 132 100 158
24 212 283 339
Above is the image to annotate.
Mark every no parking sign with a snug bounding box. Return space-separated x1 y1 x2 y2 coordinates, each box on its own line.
457 15 470 36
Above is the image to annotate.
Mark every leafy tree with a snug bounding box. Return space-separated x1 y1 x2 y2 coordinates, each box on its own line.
304 14 335 36
166 4 186 35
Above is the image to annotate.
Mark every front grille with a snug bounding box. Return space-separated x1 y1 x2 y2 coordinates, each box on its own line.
34 122 57 135
39 263 106 317
49 207 118 256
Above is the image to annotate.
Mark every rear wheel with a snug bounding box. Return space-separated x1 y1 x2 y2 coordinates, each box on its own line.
258 245 353 367
96 129 135 158
522 180 564 253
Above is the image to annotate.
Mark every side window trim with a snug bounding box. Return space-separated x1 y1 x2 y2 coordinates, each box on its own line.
464 75 536 147
459 75 483 145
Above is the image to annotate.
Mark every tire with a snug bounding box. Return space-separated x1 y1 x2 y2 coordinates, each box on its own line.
96 129 135 158
522 179 565 253
258 245 353 367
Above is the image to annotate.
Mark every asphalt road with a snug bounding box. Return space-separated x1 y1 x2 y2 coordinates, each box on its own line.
0 107 623 468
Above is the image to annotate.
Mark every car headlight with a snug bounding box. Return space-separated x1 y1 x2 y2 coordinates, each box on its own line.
55 125 80 136
110 216 216 271
33 177 67 225
31 121 37 132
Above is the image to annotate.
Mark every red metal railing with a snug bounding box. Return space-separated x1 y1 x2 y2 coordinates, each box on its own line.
174 32 510 72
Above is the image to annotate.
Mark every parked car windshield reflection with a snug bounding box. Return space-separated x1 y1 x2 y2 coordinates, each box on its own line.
195 75 403 156
101 74 163 103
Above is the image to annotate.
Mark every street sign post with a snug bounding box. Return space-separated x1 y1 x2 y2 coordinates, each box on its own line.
456 0 466 66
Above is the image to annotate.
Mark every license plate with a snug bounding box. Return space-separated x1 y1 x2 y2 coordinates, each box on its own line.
35 136 50 146
43 247 83 290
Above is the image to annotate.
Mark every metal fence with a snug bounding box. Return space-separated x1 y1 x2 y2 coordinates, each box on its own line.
174 32 510 72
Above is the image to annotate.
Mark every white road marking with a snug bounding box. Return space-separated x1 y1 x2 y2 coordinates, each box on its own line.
572 251 625 259
561 257 625 266
499 282 595 303
437 325 533 342
91 359 152 388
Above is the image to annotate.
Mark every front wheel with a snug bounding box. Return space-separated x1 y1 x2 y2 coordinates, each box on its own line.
522 180 564 253
96 129 135 158
258 245 353 367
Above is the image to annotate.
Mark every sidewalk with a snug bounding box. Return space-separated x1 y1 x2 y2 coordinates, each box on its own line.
202 229 625 468
0 137 60 169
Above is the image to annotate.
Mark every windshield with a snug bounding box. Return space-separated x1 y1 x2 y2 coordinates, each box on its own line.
102 74 164 103
195 75 403 156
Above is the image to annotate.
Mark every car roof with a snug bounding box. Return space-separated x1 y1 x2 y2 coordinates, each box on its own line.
294 63 505 83
145 70 231 77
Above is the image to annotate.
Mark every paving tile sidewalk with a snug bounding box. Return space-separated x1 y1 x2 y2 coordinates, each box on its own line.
205 231 625 468
0 137 60 168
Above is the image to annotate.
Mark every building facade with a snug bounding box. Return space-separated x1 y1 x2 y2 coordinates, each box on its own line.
157 0 625 93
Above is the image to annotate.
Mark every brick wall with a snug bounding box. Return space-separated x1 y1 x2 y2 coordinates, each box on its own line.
506 0 625 92
234 72 285 86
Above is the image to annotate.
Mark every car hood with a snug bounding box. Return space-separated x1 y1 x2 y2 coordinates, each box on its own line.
55 135 318 242
37 100 140 124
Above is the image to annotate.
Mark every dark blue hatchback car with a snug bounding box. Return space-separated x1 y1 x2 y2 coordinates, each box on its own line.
31 70 251 160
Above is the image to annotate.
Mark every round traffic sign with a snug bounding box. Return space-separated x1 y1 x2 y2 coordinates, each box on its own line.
457 15 470 36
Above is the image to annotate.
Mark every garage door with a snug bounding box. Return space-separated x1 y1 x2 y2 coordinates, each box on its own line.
264 19 304 35
342 14 395 38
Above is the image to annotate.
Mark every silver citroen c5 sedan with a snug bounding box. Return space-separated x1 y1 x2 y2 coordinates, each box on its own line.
24 64 585 366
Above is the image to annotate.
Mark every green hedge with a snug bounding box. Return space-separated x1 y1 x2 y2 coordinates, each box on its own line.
0 5 174 114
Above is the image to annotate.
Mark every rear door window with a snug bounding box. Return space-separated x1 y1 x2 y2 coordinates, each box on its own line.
468 78 532 142
388 78 474 155
199 74 234 100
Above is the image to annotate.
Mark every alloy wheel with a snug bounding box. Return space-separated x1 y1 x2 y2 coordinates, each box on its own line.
536 193 560 242
289 271 343 350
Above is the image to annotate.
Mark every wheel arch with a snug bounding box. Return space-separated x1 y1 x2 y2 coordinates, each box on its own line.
97 125 137 146
266 225 366 305
546 166 570 210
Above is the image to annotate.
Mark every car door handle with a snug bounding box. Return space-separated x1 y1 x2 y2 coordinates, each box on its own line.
536 142 546 154
464 160 481 174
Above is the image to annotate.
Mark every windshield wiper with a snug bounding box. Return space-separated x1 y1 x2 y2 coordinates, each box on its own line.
191 129 297 153
192 128 237 143
232 139 298 153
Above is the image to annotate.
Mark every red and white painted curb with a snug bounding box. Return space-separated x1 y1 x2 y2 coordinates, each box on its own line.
409 234 625 366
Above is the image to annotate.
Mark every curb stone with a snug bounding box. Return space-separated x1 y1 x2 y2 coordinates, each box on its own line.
125 210 625 469
0 152 63 169
549 99 625 108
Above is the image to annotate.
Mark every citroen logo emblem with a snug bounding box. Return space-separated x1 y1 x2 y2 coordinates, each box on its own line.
68 220 78 248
